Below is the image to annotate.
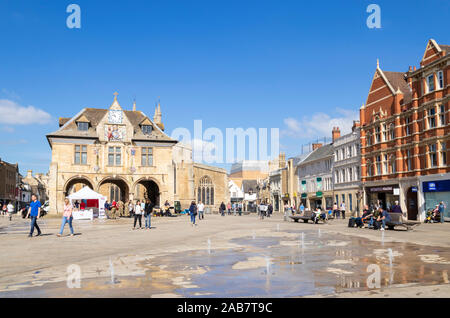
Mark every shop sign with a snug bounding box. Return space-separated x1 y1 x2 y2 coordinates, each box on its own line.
301 193 307 198
368 186 393 193
393 188 400 195
411 187 418 192
423 180 450 192
316 191 323 197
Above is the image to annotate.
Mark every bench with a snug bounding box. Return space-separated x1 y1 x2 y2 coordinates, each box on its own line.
385 213 421 231
290 210 327 224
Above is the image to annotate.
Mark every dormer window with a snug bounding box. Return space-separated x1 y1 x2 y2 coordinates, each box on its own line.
77 122 89 131
142 125 152 135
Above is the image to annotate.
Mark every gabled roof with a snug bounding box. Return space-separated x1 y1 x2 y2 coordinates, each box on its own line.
421 39 449 66
47 106 177 145
383 71 412 104
298 143 333 165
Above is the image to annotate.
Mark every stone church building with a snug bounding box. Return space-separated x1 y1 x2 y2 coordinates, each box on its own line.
46 93 228 215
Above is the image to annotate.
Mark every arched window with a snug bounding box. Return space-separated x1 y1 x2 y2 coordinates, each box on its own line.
367 160 373 177
389 123 395 140
366 132 372 146
389 155 396 174
199 176 214 205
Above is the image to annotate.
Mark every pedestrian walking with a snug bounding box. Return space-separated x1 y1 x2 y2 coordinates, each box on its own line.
267 203 273 218
7 201 14 221
144 199 154 229
220 202 226 216
198 201 205 220
133 200 143 229
439 201 446 223
26 195 42 237
333 202 340 219
189 201 198 226
57 198 74 237
340 201 346 219
227 202 231 215
2 203 7 216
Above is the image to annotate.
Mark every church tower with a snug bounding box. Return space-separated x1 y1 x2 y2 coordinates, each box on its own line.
153 99 165 131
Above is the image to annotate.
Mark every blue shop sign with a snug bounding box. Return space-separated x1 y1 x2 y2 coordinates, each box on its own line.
423 180 450 192
411 187 418 192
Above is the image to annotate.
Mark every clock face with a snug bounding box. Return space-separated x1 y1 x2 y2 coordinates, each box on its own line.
108 110 123 124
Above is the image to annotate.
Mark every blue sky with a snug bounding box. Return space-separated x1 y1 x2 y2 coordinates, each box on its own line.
0 0 449 174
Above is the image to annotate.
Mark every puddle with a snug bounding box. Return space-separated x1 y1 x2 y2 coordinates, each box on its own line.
2 229 450 297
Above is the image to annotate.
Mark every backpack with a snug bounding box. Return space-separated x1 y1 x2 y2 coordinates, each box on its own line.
348 218 355 228
373 220 381 230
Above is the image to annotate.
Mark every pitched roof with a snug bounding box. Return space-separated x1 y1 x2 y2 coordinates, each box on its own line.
383 71 412 104
47 108 176 143
298 143 333 165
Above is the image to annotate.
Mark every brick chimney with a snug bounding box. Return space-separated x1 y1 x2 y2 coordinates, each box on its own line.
312 143 322 151
332 127 341 142
352 120 360 132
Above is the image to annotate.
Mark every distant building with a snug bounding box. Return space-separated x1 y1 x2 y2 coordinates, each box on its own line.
333 123 362 216
0 158 19 208
22 170 48 203
297 135 334 211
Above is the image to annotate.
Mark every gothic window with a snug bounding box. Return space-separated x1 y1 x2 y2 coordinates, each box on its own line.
389 123 395 140
429 144 437 167
389 155 396 174
199 176 214 205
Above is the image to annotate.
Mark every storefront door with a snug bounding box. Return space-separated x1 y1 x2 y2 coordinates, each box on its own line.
406 188 418 220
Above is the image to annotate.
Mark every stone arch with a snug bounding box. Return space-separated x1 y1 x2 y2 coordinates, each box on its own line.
97 176 130 203
63 175 95 196
132 176 161 207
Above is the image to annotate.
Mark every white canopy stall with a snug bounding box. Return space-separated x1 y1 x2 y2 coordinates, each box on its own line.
68 187 107 220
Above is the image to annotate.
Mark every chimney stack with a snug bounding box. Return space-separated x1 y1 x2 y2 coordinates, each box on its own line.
352 120 360 132
312 143 322 151
332 127 341 142
27 170 33 178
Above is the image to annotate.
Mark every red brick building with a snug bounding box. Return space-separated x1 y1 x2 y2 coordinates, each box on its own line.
360 39 449 221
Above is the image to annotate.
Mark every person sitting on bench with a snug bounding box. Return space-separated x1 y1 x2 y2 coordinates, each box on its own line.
376 208 392 231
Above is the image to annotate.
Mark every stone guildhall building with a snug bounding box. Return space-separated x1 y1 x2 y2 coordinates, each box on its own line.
46 93 228 215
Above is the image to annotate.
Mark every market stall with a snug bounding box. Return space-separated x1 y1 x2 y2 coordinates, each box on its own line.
68 187 107 220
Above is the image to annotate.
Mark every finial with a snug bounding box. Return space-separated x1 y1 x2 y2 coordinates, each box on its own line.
132 99 136 111
376 58 380 68
113 92 119 100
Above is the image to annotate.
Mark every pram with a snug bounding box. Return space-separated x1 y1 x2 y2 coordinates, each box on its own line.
424 208 441 223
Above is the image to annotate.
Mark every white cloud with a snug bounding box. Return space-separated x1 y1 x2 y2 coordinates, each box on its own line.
281 108 359 139
0 99 52 125
1 126 15 133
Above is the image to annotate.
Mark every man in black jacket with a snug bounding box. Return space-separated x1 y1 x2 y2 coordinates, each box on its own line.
144 199 154 229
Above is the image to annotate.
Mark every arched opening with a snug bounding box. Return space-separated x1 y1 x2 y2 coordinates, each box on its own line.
98 178 129 203
64 177 94 196
134 179 160 207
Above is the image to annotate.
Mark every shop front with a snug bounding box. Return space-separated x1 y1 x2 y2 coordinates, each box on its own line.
365 185 400 211
422 179 449 221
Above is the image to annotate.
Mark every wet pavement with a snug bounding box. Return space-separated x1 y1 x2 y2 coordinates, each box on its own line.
2 227 449 297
